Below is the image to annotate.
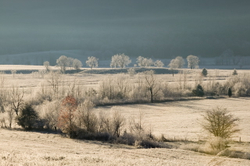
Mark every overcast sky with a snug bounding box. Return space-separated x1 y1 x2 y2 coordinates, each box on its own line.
1 0 250 58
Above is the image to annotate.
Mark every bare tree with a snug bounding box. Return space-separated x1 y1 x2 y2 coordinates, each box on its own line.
0 74 12 128
129 110 145 138
73 59 82 70
110 53 131 68
43 61 50 72
187 55 199 69
56 55 68 73
201 107 240 139
143 70 161 103
78 100 97 132
46 71 62 98
9 85 24 116
86 56 98 69
111 107 125 137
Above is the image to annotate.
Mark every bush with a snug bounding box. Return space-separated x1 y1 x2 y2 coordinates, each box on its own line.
98 107 125 137
16 103 39 130
232 69 238 75
201 68 208 77
192 84 204 97
200 137 229 155
77 100 98 133
201 107 240 139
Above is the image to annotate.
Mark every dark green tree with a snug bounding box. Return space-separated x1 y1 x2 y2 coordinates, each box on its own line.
16 103 39 130
232 69 238 75
201 68 208 77
192 84 204 97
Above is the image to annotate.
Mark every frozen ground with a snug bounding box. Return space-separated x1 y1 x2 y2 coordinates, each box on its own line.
1 129 250 166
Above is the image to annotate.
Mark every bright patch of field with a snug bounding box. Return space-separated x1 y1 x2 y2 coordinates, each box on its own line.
1 129 250 166
95 98 250 142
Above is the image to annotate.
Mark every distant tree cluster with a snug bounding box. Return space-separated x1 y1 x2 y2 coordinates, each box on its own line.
45 53 201 73
136 56 164 67
56 55 82 73
168 56 185 69
168 55 199 70
110 53 131 68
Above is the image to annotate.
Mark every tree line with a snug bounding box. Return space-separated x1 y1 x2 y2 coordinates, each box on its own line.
44 54 200 73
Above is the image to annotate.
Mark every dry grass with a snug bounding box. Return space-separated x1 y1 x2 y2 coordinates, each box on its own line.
1 129 250 166
94 98 250 142
0 65 250 165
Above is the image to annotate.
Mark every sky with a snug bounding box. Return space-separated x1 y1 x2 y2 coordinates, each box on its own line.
1 0 250 59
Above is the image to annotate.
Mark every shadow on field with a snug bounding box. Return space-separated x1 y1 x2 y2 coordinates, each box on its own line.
0 70 39 74
81 68 178 75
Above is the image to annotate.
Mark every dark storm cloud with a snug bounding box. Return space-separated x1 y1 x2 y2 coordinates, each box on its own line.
1 0 250 58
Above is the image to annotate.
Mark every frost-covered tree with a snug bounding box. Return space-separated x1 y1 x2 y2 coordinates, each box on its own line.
187 55 199 69
168 56 185 70
110 54 119 68
137 56 154 67
56 55 68 73
168 59 179 69
143 70 161 103
73 59 82 70
137 56 145 67
175 56 185 68
67 57 74 69
145 58 154 67
168 59 179 76
43 61 50 72
110 53 131 68
86 56 98 69
154 60 164 67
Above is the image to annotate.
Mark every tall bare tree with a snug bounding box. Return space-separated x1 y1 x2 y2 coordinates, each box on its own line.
143 70 161 103
9 85 24 116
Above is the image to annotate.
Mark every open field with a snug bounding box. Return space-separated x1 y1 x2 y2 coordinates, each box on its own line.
0 65 250 165
94 98 250 142
1 129 250 166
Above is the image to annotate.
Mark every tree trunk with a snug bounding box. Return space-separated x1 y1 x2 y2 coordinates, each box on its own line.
150 88 153 103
